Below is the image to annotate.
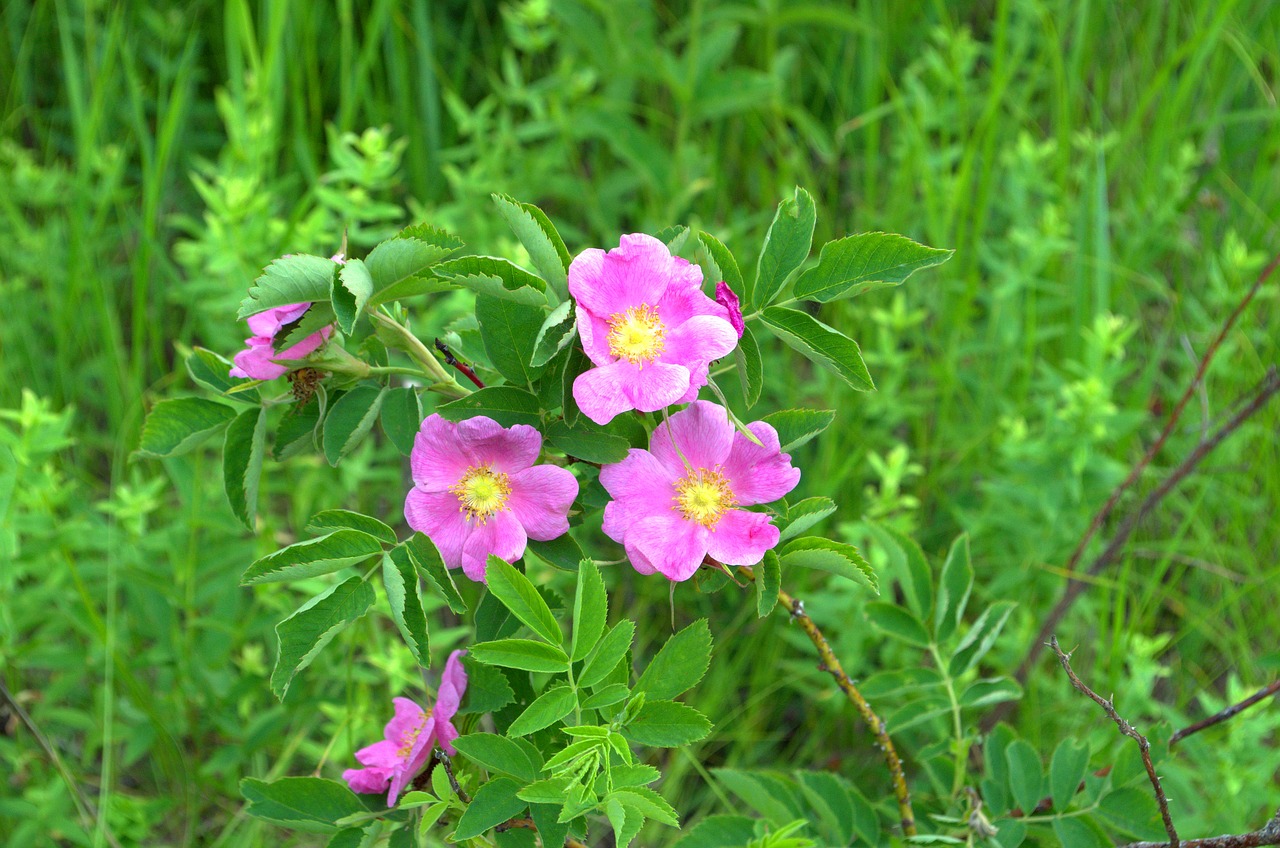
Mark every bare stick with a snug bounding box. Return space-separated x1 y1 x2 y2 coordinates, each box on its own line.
1170 680 1280 748
1049 637 1179 847
739 564 917 836
1119 808 1280 848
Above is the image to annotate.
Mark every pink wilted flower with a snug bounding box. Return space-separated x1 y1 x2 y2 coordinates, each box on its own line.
600 400 800 581
343 650 468 806
229 302 332 380
569 234 739 425
405 414 579 582
714 281 744 338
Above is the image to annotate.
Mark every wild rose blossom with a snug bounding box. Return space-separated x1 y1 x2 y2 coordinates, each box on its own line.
343 650 467 806
715 281 745 338
229 302 332 380
569 234 739 425
405 414 579 582
600 400 800 581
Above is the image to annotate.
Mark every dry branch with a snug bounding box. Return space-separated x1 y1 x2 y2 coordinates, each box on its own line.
1170 680 1280 748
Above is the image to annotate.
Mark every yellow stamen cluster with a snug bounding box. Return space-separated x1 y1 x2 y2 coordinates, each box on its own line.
607 304 666 365
398 709 432 756
674 467 736 528
449 465 512 523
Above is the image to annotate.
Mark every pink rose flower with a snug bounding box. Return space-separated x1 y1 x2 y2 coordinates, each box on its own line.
343 650 468 806
229 302 333 380
569 233 739 425
714 281 745 338
405 414 580 582
600 400 800 582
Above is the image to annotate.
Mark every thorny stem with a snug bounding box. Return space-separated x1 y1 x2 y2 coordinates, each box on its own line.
1118 809 1280 848
434 339 486 389
1170 680 1280 748
1049 637 1179 847
738 564 917 837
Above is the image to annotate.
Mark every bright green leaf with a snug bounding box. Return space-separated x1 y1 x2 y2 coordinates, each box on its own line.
452 777 526 840
571 560 608 662
756 550 781 617
186 347 256 401
469 639 569 673
476 295 547 386
238 254 336 319
322 385 385 466
752 187 816 309
137 398 236 458
934 534 973 642
580 620 635 688
760 306 873 391
622 700 711 747
508 685 578 737
331 258 373 334
635 619 711 700
383 546 431 665
780 536 877 592
793 232 953 302
452 733 539 782
272 577 375 699
242 530 385 585
492 194 571 299
777 497 837 542
224 406 267 529
484 557 561 644
305 509 397 545
760 408 836 452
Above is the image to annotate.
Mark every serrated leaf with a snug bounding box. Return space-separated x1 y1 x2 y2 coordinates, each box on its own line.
530 300 576 368
518 777 573 805
331 258 373 334
452 777 526 840
404 534 468 614
240 776 365 834
484 557 561 644
759 408 835 452
137 398 237 458
1049 738 1090 813
437 387 541 428
529 804 569 848
366 237 457 303
526 533 588 572
580 620 635 688
274 390 324 460
469 639 569 673
755 549 781 617
459 660 515 715
508 685 578 737
383 546 431 665
793 232 953 302
305 509 397 545
780 536 878 592
238 254 336 319
436 256 546 306
272 576 375 699
734 324 764 409
453 733 540 782
492 194 571 299
865 602 932 647
274 301 336 351
610 786 678 827
380 387 423 456
581 684 630 710
697 230 744 292
777 497 837 541
475 295 547 386
622 700 710 747
656 224 690 253
224 406 268 529
321 385 385 466
186 347 256 401
242 530 385 585
949 600 1016 676
761 306 873 391
635 619 711 700
571 560 607 662
934 534 973 642
398 222 465 252
752 187 816 309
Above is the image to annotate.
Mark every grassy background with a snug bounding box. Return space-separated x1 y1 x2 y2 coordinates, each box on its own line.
2 0 1278 844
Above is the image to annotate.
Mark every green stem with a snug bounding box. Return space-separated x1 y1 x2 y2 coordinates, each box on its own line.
929 642 967 797
369 310 469 398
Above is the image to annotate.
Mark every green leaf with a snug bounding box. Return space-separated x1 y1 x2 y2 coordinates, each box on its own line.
453 733 540 782
1049 738 1090 813
1098 787 1166 840
321 385 385 466
673 815 757 847
864 602 931 647
657 224 690 252
733 323 764 409
238 254 337 318
777 497 837 542
949 600 1016 676
186 347 256 401
870 524 934 621
796 771 859 846
136 398 237 458
530 300 577 369
275 301 336 351
610 787 678 827
405 534 468 614
544 419 629 464
437 387 541 428
224 406 268 530
305 509 397 545
240 776 365 834
526 534 588 572
760 306 873 391
331 258 373 334
366 237 458 302
793 232 954 302
508 685 578 737
1051 815 1111 848
751 187 816 309
529 804 570 848
272 576 375 699
1004 739 1043 815
470 639 570 673
436 256 547 306
242 530 385 585
379 387 423 456
325 827 366 848
452 777 527 840
383 546 431 665
492 194 571 299
697 230 744 293
399 222 466 252
571 560 608 662
368 272 456 307
755 549 781 617
711 770 798 827
459 660 515 715
580 620 635 688
476 295 548 386
635 619 711 700
780 537 878 593
934 534 973 642
274 391 324 460
960 677 1023 709
993 820 1026 848
622 700 711 747
581 684 630 709
484 557 561 644
760 408 836 452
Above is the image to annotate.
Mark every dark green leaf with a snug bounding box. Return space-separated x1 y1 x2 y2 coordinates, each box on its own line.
635 619 711 700
484 557 561 644
777 497 837 542
530 300 576 368
711 769 797 826
238 254 336 319
274 301 336 351
405 534 468 614
755 550 781 617
544 419 629 464
780 536 877 592
137 398 237 458
733 323 764 409
224 406 268 529
240 776 365 834
526 533 588 572
476 295 548 386
272 576 375 699
305 509 397 545
622 700 711 747
469 639 569 673
529 804 569 848
380 387 423 455
274 391 324 460
398 222 465 252
437 387 541 428
760 306 873 391
1004 739 1043 815
452 777 526 840
186 347 256 401
580 620 635 688
508 685 578 737
1098 787 1166 840
752 187 816 309
1049 738 1090 813
459 660 515 715
571 560 608 662
864 602 931 647
492 194 571 299
672 815 757 848
242 530 385 585
331 258 373 334
322 385 385 466
792 232 953 302
383 546 431 665
436 256 546 306
870 523 934 621
796 771 857 846
760 408 836 453
1051 815 1111 848
697 230 744 293
452 733 540 782
934 534 973 642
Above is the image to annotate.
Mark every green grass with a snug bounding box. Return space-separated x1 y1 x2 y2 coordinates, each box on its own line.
2 0 1278 844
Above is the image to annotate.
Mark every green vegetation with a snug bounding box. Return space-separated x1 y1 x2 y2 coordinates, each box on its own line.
3 1 1278 845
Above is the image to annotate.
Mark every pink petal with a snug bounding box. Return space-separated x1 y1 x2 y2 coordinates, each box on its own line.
344 765 392 795
649 401 735 476
508 465 579 541
621 361 692 413
568 235 674 318
435 718 460 756
405 490 468 571
246 302 311 337
573 363 640 426
602 500 629 546
656 274 726 326
385 697 427 746
705 509 780 566
274 325 332 362
229 337 288 380
599 450 676 517
628 512 709 582
436 650 468 722
388 717 436 806
715 282 745 337
623 538 660 576
577 310 616 365
354 739 401 769
661 315 738 367
461 511 527 582
674 360 711 404
455 417 541 472
411 415 473 491
721 422 801 505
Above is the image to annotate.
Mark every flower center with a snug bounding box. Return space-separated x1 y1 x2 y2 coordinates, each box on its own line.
607 304 666 365
449 465 512 523
673 467 736 528
398 708 433 757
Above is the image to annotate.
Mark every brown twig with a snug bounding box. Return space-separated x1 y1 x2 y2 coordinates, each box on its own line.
433 749 470 803
1170 680 1280 748
1049 637 1179 847
1119 809 1280 848
739 564 917 836
434 339 486 389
